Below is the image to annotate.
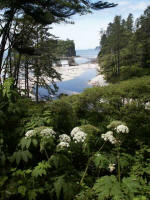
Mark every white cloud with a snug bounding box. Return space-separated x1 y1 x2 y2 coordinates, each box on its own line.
118 1 130 6
115 0 150 12
130 2 150 11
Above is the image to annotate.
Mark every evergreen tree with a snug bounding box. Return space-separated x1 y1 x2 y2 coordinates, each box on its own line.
99 6 150 82
126 13 134 32
0 0 117 80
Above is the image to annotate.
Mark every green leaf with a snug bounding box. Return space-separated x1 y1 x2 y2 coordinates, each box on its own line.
54 175 75 200
93 175 124 200
54 175 65 199
28 190 37 200
0 176 8 187
12 150 32 165
122 176 141 199
92 153 109 169
32 138 38 147
32 161 50 178
18 185 26 196
19 138 31 149
143 167 150 175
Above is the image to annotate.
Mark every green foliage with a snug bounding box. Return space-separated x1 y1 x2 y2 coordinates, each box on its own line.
93 175 141 200
1 75 150 199
56 39 76 57
45 99 77 132
93 175 124 200
2 78 16 100
122 176 141 199
99 7 150 82
54 175 74 200
32 161 51 177
11 150 32 165
92 153 110 169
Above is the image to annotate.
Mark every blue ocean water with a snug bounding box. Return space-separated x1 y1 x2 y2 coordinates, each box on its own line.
38 49 100 98
76 49 100 58
39 68 97 97
75 49 99 65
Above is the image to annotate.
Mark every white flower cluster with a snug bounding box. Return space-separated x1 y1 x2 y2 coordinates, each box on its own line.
40 128 56 138
101 131 117 144
57 141 70 148
57 134 71 149
59 134 71 143
25 130 35 139
71 127 87 143
116 125 129 134
108 163 116 172
70 127 81 137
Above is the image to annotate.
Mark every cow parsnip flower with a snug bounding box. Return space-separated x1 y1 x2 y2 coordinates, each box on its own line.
71 127 87 143
116 125 129 134
108 163 116 172
71 127 82 137
101 131 117 144
25 130 35 139
72 131 87 143
40 128 56 138
59 134 71 143
57 141 70 148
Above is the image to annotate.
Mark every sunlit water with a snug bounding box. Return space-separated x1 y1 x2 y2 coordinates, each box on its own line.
38 49 100 98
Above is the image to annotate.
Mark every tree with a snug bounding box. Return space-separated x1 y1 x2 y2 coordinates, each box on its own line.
0 0 117 81
126 13 134 32
135 6 150 68
98 6 150 82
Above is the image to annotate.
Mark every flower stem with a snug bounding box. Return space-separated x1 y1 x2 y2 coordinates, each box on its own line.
80 142 106 186
117 146 121 183
80 158 91 186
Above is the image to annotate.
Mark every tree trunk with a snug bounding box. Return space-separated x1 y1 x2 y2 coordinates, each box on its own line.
117 48 120 76
35 75 39 103
15 53 22 87
25 60 29 97
0 9 15 80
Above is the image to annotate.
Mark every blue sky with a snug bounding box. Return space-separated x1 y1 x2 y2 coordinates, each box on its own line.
51 0 150 50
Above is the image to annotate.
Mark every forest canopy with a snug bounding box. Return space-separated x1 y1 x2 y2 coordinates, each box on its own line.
98 6 150 82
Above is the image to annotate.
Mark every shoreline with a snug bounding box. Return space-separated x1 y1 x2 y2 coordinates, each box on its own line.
54 63 98 82
88 73 108 87
18 61 107 99
55 62 108 86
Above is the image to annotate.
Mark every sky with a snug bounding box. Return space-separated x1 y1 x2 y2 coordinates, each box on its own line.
51 0 150 50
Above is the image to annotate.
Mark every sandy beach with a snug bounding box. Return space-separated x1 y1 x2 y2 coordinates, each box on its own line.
54 63 108 87
17 62 107 99
54 63 98 82
88 74 108 86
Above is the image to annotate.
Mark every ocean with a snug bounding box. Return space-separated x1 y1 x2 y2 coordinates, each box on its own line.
75 49 99 65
